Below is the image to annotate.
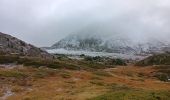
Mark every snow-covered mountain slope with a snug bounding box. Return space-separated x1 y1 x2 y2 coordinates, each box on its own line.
51 33 170 55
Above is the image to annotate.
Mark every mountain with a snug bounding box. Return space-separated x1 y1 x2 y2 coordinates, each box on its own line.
0 32 53 59
51 33 170 55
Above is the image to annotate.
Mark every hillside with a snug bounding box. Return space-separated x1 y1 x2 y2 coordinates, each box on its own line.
0 32 53 59
0 64 170 100
136 52 170 66
136 52 170 82
0 32 170 99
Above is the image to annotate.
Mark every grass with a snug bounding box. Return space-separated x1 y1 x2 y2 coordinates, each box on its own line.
0 55 106 70
0 70 28 78
1 65 170 100
90 76 103 80
90 83 170 100
108 83 131 91
0 90 3 97
0 55 83 70
90 81 105 86
0 55 19 64
60 73 71 79
0 54 124 71
33 70 49 78
93 71 112 77
136 52 170 82
11 86 24 93
84 56 127 66
154 73 169 82
89 90 170 100
151 65 170 82
136 52 170 66
22 96 32 100
1 54 170 99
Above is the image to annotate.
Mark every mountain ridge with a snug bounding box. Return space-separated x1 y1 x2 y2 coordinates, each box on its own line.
0 32 53 59
51 33 170 55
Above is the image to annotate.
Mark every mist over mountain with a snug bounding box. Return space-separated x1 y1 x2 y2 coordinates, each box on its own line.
51 32 170 55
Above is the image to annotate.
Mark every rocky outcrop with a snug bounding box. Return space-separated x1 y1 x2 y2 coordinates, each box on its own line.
0 32 53 59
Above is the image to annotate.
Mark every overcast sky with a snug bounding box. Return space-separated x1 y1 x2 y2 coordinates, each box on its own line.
0 0 170 47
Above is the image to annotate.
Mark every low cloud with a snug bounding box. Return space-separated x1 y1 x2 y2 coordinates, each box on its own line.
0 0 170 46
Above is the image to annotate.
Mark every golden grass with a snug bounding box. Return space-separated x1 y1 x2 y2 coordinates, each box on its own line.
0 65 169 100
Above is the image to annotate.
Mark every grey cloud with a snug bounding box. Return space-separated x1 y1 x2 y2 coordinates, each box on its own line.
0 0 170 46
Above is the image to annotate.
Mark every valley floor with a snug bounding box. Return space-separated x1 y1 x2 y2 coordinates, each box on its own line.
0 65 170 100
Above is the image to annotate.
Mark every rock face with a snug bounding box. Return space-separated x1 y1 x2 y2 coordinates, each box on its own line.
51 33 170 55
0 32 53 59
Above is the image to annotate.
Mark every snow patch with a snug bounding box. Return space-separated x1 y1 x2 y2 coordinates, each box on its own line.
0 87 14 100
46 49 146 60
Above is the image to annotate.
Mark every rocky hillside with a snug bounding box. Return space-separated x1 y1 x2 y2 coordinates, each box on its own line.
0 32 53 59
51 33 169 55
136 52 170 66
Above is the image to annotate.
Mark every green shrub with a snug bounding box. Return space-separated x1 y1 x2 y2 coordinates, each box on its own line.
60 73 71 78
84 56 94 61
93 71 112 77
112 59 127 66
80 54 85 57
154 73 168 82
90 76 103 80
0 55 19 64
89 90 170 100
90 81 105 86
0 70 28 78
136 53 170 66
108 83 130 91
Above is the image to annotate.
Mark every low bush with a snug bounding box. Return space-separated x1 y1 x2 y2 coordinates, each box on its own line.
0 70 28 78
111 59 127 66
90 81 105 86
154 73 169 82
0 55 19 64
89 90 170 100
93 71 112 77
136 53 170 66
60 73 71 79
0 54 122 70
